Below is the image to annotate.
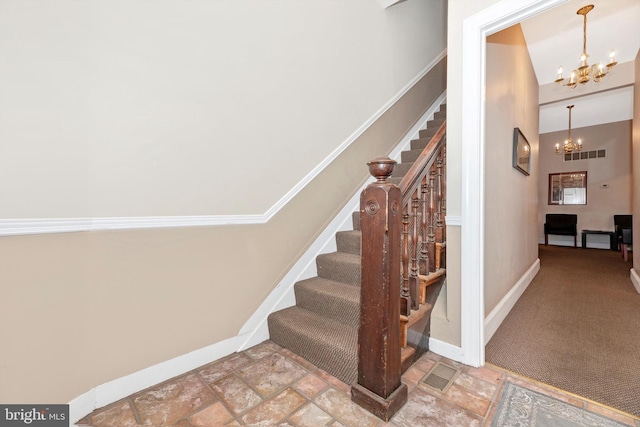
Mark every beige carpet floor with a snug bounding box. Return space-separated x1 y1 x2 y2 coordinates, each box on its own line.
485 245 640 418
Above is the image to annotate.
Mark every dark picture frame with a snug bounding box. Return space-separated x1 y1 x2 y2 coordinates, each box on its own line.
512 128 531 176
548 171 587 205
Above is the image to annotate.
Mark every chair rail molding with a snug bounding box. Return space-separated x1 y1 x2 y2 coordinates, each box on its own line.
0 50 446 237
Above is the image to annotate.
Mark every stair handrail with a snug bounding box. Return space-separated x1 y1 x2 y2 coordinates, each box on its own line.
351 119 446 421
398 121 446 197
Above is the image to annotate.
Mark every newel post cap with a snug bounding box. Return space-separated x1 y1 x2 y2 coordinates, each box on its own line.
367 157 396 182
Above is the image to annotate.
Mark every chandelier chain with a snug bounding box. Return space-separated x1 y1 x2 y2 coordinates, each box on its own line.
582 11 587 55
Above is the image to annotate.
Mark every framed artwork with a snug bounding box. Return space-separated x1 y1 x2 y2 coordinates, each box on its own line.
548 171 587 205
513 128 531 176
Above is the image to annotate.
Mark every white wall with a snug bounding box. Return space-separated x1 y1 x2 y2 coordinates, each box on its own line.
0 0 447 219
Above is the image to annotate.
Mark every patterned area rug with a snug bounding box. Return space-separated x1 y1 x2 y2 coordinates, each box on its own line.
491 382 627 427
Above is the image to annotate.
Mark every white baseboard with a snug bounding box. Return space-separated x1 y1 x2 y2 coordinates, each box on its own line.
539 237 610 250
484 258 540 344
69 334 244 425
428 337 463 361
630 267 640 294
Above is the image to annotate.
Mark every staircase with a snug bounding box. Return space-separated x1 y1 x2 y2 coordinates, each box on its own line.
267 104 447 386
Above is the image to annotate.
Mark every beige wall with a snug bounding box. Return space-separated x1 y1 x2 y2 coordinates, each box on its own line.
433 0 504 347
538 121 633 244
634 50 640 273
0 1 447 405
483 24 540 315
0 0 446 218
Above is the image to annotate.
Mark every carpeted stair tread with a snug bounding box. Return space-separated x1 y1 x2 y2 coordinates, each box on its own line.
268 306 358 384
336 230 361 255
295 277 360 328
316 251 361 286
388 176 402 186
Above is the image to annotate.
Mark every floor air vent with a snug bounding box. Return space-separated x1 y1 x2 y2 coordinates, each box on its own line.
422 363 458 392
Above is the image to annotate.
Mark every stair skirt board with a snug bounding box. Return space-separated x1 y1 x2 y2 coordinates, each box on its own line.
267 101 446 385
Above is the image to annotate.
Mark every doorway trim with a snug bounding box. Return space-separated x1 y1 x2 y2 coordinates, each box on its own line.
460 0 566 367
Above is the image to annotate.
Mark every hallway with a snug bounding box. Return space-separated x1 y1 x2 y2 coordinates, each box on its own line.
79 340 639 426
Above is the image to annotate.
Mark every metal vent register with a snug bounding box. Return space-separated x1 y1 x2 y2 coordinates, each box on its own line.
422 363 458 392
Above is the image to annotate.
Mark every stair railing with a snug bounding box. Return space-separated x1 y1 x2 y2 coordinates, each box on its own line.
397 122 446 315
351 121 446 421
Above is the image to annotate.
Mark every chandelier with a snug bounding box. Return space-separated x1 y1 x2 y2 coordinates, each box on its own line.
554 4 617 88
555 105 582 154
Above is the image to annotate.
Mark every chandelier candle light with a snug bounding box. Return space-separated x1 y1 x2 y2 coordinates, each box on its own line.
556 105 582 154
554 4 617 88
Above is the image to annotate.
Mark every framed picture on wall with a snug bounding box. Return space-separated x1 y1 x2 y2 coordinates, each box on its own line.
548 171 587 205
513 128 531 176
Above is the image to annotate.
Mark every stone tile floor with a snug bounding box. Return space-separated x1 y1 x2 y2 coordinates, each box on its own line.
79 340 640 426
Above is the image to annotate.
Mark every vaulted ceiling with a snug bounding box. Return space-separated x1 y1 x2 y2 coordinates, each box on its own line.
519 0 640 134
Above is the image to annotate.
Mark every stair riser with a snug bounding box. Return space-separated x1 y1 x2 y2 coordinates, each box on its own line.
268 309 357 385
352 211 361 231
418 128 438 141
316 255 361 287
295 283 360 328
401 149 421 164
336 231 361 255
391 162 413 178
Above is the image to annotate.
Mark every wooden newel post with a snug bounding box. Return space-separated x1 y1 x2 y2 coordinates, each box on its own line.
351 156 408 421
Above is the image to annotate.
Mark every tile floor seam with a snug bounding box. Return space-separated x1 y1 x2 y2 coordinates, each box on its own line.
482 371 507 426
196 372 245 426
417 376 487 424
127 397 143 426
282 396 324 427
220 346 317 426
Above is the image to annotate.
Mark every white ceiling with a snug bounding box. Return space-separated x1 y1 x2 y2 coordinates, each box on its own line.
518 0 640 133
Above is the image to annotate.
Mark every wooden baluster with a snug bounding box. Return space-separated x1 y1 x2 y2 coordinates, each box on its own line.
420 180 430 275
401 212 411 316
409 193 420 310
441 147 447 242
434 156 444 245
352 156 408 421
427 169 436 274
